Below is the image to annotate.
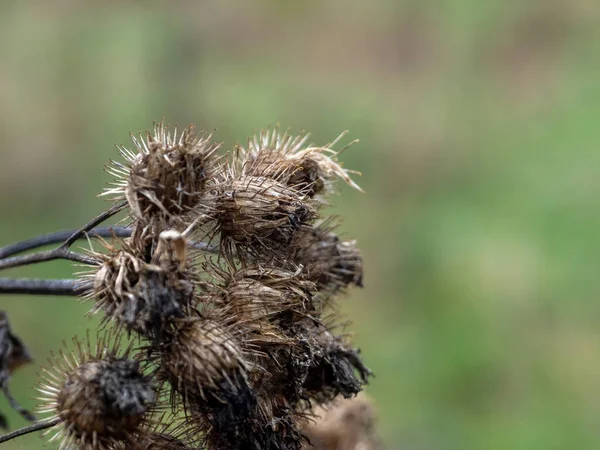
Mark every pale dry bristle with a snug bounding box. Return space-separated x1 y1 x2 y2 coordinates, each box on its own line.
102 122 222 221
239 128 362 196
35 332 155 450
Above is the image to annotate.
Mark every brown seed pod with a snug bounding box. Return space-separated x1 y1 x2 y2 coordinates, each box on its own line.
300 321 372 403
35 332 155 450
290 221 363 293
157 316 253 408
103 121 221 221
238 128 362 197
204 265 318 327
212 175 318 258
82 232 197 336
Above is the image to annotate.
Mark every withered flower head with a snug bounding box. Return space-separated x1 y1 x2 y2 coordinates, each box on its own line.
103 121 221 221
158 317 250 404
82 232 197 336
301 322 372 403
204 265 318 326
211 175 318 258
238 128 362 197
36 332 155 450
290 221 364 293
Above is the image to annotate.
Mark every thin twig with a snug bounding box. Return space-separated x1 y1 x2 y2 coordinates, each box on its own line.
60 201 127 249
0 417 60 444
0 278 89 296
0 202 126 272
0 226 131 259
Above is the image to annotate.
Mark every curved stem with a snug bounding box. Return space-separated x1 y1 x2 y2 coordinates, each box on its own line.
0 202 126 272
0 278 89 296
0 417 60 444
0 226 131 259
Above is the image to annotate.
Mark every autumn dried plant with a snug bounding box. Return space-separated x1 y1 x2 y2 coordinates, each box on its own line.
0 123 380 449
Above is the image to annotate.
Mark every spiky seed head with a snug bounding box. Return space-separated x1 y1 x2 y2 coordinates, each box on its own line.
301 323 372 403
208 266 318 325
291 223 364 292
84 237 196 335
103 121 221 221
214 175 317 257
239 128 362 197
36 333 155 450
160 318 248 402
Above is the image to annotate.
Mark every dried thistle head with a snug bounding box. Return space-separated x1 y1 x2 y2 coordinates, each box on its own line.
210 175 318 258
103 122 221 221
238 128 362 197
203 265 318 326
82 232 197 335
290 221 364 293
157 316 253 407
36 332 155 450
301 322 372 403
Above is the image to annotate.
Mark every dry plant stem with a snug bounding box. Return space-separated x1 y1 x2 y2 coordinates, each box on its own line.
0 226 131 259
0 202 127 271
0 417 60 444
0 226 217 263
0 278 87 296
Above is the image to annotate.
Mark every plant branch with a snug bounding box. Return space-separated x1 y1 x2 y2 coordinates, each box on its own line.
0 417 60 444
0 226 131 259
0 278 89 296
0 202 127 272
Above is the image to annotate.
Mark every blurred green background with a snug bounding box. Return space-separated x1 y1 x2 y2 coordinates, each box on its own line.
2 1 600 449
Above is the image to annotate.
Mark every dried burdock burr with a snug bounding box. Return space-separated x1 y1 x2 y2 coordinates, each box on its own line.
103 122 221 221
203 264 318 326
0 311 35 428
83 230 197 336
35 332 155 450
290 220 364 293
238 128 362 198
156 315 255 418
301 322 372 403
210 174 318 259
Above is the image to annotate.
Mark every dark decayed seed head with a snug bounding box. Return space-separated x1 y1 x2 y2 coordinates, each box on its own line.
103 122 221 221
36 334 155 450
301 322 372 403
0 311 33 385
84 233 196 336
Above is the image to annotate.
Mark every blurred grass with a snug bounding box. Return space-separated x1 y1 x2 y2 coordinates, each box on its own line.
2 1 600 449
